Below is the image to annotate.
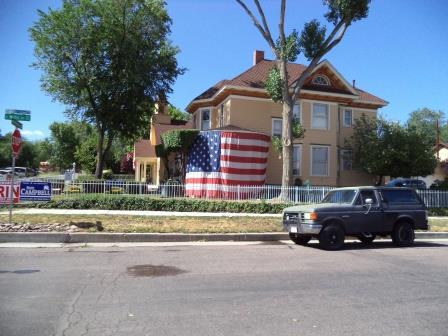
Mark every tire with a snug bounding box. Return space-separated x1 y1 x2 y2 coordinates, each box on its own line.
318 224 345 250
357 233 376 244
392 222 415 247
289 233 311 245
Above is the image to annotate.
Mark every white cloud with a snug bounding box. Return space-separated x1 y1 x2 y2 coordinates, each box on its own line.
21 130 45 138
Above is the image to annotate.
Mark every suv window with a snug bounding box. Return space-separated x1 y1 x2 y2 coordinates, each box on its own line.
355 190 378 205
381 189 420 204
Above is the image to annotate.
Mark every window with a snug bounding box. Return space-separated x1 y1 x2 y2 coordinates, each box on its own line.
293 103 301 123
380 190 420 204
312 75 330 86
341 150 353 171
219 105 224 127
201 109 210 130
343 109 352 127
312 103 329 129
272 118 282 137
356 190 378 206
311 146 329 176
293 145 301 176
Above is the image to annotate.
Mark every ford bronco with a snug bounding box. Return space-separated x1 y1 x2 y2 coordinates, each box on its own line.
283 187 428 250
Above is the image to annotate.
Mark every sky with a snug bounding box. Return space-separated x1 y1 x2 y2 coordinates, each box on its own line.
0 0 447 141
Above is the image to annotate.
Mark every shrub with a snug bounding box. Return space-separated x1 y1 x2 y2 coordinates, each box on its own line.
27 195 290 214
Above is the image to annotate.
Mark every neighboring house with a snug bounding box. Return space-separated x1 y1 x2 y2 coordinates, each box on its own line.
186 50 388 187
134 102 192 184
418 143 448 187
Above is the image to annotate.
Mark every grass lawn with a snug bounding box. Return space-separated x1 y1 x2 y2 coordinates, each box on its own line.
1 214 447 233
0 214 282 233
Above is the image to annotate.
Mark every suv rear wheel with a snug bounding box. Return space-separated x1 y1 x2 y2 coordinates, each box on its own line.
289 233 311 245
318 224 345 250
392 222 415 247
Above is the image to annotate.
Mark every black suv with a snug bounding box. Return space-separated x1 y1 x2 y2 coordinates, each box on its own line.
283 187 428 250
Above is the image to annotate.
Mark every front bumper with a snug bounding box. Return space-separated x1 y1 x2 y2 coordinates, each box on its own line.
284 222 322 235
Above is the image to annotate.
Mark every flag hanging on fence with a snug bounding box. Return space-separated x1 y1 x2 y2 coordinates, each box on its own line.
185 129 270 198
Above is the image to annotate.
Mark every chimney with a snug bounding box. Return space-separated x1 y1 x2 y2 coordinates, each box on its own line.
352 80 356 88
253 50 264 65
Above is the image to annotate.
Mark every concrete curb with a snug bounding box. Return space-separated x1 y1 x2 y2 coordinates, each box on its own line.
0 232 289 243
1 232 447 243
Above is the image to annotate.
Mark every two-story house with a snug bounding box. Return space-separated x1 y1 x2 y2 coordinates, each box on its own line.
186 50 388 187
134 101 192 184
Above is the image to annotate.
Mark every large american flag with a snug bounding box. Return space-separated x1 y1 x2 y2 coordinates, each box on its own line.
185 130 270 198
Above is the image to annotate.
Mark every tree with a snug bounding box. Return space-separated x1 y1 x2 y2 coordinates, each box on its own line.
407 107 448 144
30 0 184 178
168 105 190 121
236 0 370 193
48 122 79 170
349 114 437 185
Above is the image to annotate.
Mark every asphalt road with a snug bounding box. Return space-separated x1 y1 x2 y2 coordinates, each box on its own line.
1 240 448 336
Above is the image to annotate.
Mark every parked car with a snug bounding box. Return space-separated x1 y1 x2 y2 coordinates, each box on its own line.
385 178 427 189
4 167 33 177
283 187 428 250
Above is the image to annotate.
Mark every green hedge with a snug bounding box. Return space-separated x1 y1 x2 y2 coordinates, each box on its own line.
25 195 290 214
428 208 448 216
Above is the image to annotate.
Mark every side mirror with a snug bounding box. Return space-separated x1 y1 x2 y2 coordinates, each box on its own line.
365 198 373 205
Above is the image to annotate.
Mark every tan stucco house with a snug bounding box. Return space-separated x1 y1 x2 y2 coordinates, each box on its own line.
186 50 388 187
134 102 192 184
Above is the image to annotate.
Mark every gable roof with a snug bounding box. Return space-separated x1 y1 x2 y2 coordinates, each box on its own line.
188 59 387 111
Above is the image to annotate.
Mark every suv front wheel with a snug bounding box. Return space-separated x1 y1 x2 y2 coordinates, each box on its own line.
318 224 345 250
392 222 415 247
289 233 311 245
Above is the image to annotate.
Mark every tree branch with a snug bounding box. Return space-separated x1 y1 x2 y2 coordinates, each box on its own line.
291 21 348 101
278 0 286 60
253 0 276 51
235 0 277 55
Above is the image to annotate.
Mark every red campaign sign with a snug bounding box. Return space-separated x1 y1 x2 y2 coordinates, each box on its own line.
0 183 19 204
12 129 22 157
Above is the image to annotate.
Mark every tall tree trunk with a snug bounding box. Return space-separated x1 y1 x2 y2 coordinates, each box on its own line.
95 128 105 179
376 175 383 186
279 59 293 199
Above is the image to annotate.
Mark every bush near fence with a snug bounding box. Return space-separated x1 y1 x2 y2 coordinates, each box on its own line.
24 195 291 214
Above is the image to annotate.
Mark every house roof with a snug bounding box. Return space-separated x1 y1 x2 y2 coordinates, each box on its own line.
209 124 269 136
188 59 387 111
153 120 193 145
134 140 156 158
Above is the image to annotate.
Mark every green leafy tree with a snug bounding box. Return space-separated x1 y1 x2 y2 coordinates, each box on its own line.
349 115 437 185
407 107 448 144
168 105 190 121
30 0 184 178
236 0 370 193
48 122 79 170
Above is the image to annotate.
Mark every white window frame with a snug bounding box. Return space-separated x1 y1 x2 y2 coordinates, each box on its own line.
311 145 330 177
293 144 302 176
293 102 302 124
200 107 211 131
311 103 330 130
272 118 282 138
341 149 353 171
343 108 353 127
312 75 330 86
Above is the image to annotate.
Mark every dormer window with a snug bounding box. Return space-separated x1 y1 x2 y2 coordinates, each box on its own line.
312 75 330 86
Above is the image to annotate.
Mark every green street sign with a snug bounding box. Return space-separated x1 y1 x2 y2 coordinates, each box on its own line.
11 120 23 129
5 109 30 115
5 113 31 121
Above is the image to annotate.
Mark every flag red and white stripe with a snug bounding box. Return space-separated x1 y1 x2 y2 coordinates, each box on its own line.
185 130 270 199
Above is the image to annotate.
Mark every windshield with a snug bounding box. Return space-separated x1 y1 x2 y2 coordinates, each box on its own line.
322 189 357 204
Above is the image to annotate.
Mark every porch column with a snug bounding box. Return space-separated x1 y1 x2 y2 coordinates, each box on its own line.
135 159 140 182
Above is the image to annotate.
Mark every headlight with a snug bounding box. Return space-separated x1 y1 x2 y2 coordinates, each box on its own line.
303 212 318 221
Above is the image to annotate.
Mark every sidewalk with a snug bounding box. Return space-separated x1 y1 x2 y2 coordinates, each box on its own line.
1 208 282 217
